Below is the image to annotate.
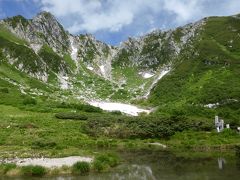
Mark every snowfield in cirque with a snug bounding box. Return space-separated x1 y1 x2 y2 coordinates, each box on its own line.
87 67 171 116
89 101 151 116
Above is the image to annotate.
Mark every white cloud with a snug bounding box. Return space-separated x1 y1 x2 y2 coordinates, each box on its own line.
39 0 163 33
37 0 240 35
225 0 240 15
162 0 204 24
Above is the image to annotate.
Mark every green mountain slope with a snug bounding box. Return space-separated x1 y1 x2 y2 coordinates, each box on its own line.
148 16 240 123
0 12 239 123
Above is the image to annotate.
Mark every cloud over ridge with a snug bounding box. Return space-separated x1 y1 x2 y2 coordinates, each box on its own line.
2 0 240 44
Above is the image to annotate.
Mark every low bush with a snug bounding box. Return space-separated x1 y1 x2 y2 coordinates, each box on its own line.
56 102 102 113
93 153 120 172
110 111 122 115
72 161 90 175
0 163 17 174
0 87 9 93
221 129 237 138
93 160 106 172
21 165 46 177
236 145 240 169
32 139 57 149
85 115 213 139
23 97 37 105
236 145 240 158
55 112 88 120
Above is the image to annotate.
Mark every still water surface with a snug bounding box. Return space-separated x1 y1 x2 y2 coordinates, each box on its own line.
2 150 240 180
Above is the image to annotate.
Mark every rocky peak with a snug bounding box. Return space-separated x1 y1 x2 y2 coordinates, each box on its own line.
32 11 62 31
1 11 69 53
2 15 29 28
30 11 69 52
35 11 55 20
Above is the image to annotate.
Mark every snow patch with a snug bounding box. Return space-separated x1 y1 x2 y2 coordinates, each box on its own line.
204 103 219 109
87 66 94 71
89 101 151 116
70 37 78 61
3 156 93 168
58 73 70 90
30 43 42 53
147 142 167 148
69 36 79 72
19 85 27 95
143 72 155 79
144 67 171 98
100 65 105 75
18 63 24 70
31 72 48 82
138 72 155 79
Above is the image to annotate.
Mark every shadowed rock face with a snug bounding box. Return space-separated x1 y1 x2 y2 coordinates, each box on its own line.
1 11 203 82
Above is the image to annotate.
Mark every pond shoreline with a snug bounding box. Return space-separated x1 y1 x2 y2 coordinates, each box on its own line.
0 148 239 179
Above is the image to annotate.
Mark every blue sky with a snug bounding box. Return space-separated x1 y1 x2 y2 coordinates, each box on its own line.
0 0 240 45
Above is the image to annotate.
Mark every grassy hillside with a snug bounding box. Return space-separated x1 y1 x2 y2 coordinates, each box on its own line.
1 15 240 177
148 16 240 124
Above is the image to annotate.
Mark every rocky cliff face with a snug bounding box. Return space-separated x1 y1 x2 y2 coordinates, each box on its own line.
1 11 69 53
1 12 239 120
0 11 205 101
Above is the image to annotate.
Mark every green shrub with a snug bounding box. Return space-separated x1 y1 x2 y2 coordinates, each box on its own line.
21 165 46 177
221 129 237 137
55 112 88 120
93 153 119 172
32 139 57 149
236 145 240 158
72 161 90 175
93 160 106 172
110 111 122 115
0 163 17 174
85 115 203 139
236 145 240 169
23 97 37 105
81 104 102 113
0 87 9 93
56 102 102 113
96 140 110 148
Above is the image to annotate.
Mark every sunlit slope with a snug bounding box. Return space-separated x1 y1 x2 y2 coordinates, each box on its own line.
149 15 240 121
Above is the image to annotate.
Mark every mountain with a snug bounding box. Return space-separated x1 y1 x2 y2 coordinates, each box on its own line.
148 15 240 121
0 12 239 122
